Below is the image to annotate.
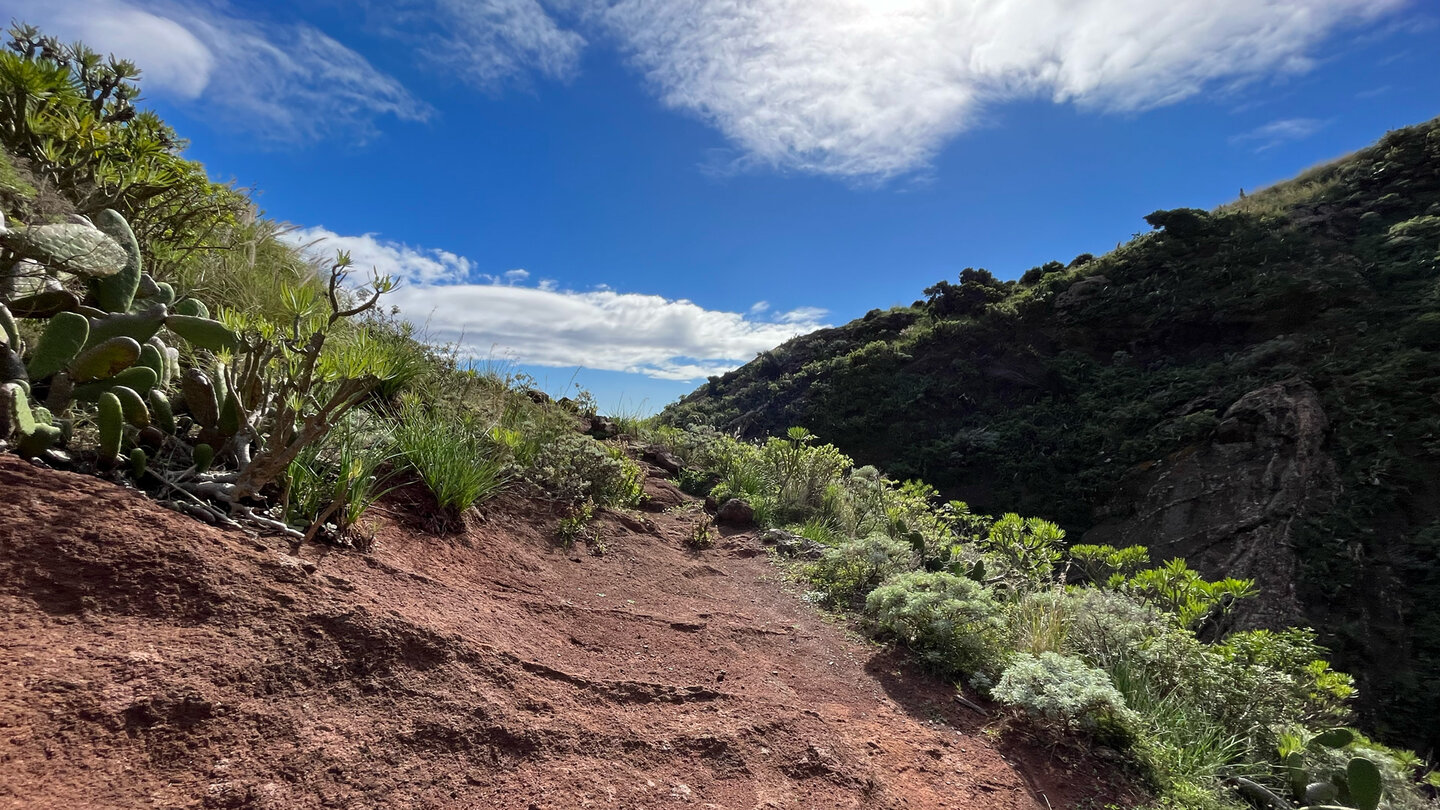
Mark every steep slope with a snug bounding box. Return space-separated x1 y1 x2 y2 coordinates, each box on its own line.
0 455 1134 809
663 117 1440 751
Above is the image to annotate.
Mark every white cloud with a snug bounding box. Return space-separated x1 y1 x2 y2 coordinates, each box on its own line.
1229 117 1330 152
592 0 1406 179
777 306 828 324
286 226 472 286
286 228 827 381
9 0 430 143
371 0 588 90
388 283 828 380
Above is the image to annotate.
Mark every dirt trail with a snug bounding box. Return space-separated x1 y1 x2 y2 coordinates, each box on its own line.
0 455 1131 809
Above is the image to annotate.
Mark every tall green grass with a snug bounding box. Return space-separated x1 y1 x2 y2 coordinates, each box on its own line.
392 399 508 517
286 412 397 543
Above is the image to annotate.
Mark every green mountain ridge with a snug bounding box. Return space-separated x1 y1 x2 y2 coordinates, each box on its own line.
663 116 1440 752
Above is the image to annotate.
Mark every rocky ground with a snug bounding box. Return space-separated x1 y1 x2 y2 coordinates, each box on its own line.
0 454 1137 809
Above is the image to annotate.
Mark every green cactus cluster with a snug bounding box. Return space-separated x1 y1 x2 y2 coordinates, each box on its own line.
0 208 238 467
1233 728 1386 810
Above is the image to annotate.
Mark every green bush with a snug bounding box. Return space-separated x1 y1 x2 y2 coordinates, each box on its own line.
863 570 1009 678
992 651 1137 740
808 532 917 603
392 401 507 518
1059 588 1169 662
525 432 642 508
981 513 1065 591
285 412 395 544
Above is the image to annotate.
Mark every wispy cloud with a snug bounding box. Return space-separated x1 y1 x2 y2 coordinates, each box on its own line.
10 0 430 143
364 0 588 91
1229 117 1330 152
589 0 1405 179
286 227 827 381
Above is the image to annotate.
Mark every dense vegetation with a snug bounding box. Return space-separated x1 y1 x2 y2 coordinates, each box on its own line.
638 422 1436 810
664 117 1440 754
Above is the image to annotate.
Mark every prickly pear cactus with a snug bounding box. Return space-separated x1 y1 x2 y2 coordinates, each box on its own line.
26 311 88 380
86 306 167 349
70 336 141 382
89 209 142 312
192 442 214 473
182 367 219 429
95 391 123 464
111 385 150 428
172 298 209 319
148 388 175 434
0 223 127 278
166 314 239 353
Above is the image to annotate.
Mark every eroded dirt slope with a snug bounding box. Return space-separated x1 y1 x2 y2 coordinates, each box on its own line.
0 455 1128 809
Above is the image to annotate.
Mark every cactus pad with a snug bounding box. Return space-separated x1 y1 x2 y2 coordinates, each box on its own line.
70 337 141 382
90 209 143 312
110 385 151 428
148 389 176 434
85 306 167 349
192 442 214 473
181 368 219 429
172 298 210 319
0 223 127 277
166 315 240 353
0 346 24 384
6 289 80 319
96 391 124 463
26 311 89 381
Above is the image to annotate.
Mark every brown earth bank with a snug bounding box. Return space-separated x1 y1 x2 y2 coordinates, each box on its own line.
0 454 1138 809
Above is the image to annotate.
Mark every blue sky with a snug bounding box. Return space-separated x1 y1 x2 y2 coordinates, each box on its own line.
14 1 1440 414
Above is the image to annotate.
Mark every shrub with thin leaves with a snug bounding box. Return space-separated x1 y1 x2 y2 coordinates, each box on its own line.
525 432 642 508
864 570 1009 678
993 651 1138 738
808 533 917 604
285 412 395 543
392 401 507 515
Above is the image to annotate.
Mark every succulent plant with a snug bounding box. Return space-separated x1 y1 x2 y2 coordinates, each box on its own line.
26 310 88 380
148 388 175 434
70 336 141 382
1235 730 1386 810
0 222 127 277
95 391 123 464
3 382 62 457
89 209 142 313
0 302 18 351
6 288 80 318
172 297 209 319
181 367 218 430
192 442 214 473
85 305 167 348
166 314 239 353
110 384 150 428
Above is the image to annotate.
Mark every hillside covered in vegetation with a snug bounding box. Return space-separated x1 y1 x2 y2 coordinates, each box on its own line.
664 118 1440 753
5 22 1440 810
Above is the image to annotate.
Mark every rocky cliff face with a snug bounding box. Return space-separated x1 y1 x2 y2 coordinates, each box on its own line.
1086 380 1338 631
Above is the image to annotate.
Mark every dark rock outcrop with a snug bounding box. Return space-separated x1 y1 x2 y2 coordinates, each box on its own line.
1085 380 1338 629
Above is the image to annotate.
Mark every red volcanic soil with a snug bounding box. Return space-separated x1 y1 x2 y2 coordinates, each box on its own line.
0 454 1139 809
